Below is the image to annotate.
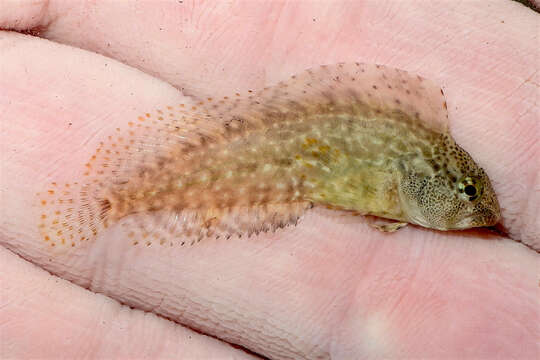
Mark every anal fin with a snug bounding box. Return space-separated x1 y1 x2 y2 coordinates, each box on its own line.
118 202 313 247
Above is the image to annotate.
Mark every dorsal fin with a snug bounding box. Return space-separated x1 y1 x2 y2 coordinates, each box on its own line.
202 62 449 134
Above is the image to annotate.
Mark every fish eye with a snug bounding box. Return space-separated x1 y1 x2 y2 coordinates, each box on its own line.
458 177 482 202
464 185 477 196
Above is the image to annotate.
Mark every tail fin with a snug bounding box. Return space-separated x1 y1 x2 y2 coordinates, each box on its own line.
36 180 112 248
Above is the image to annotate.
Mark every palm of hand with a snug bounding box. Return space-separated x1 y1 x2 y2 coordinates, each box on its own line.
1 1 538 359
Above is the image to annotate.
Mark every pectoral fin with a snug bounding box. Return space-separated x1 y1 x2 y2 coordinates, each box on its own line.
369 218 408 232
374 222 408 232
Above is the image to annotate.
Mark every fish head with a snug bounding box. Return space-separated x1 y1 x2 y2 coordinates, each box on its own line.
398 140 501 231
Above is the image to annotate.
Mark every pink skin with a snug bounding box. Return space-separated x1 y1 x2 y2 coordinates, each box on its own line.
0 1 538 359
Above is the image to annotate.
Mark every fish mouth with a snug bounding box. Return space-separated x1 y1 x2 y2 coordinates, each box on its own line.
453 210 500 230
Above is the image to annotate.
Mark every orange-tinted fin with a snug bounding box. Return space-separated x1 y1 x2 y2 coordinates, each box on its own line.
37 181 110 248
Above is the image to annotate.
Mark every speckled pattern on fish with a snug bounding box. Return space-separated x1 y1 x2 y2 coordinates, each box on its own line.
36 63 501 248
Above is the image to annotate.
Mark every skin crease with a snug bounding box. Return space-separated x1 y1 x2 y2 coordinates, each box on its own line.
0 1 539 359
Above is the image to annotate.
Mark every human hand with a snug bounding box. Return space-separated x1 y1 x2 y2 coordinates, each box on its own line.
1 1 538 359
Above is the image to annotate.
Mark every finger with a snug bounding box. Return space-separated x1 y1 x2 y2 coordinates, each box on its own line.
0 246 259 359
1 0 280 94
1 31 539 360
1 0 538 247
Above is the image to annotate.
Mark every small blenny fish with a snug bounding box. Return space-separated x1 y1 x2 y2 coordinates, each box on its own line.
37 63 501 247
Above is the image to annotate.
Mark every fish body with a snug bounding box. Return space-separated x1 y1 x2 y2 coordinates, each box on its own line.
37 63 501 247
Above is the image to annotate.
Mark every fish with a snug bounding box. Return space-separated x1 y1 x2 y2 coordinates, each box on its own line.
36 62 501 248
